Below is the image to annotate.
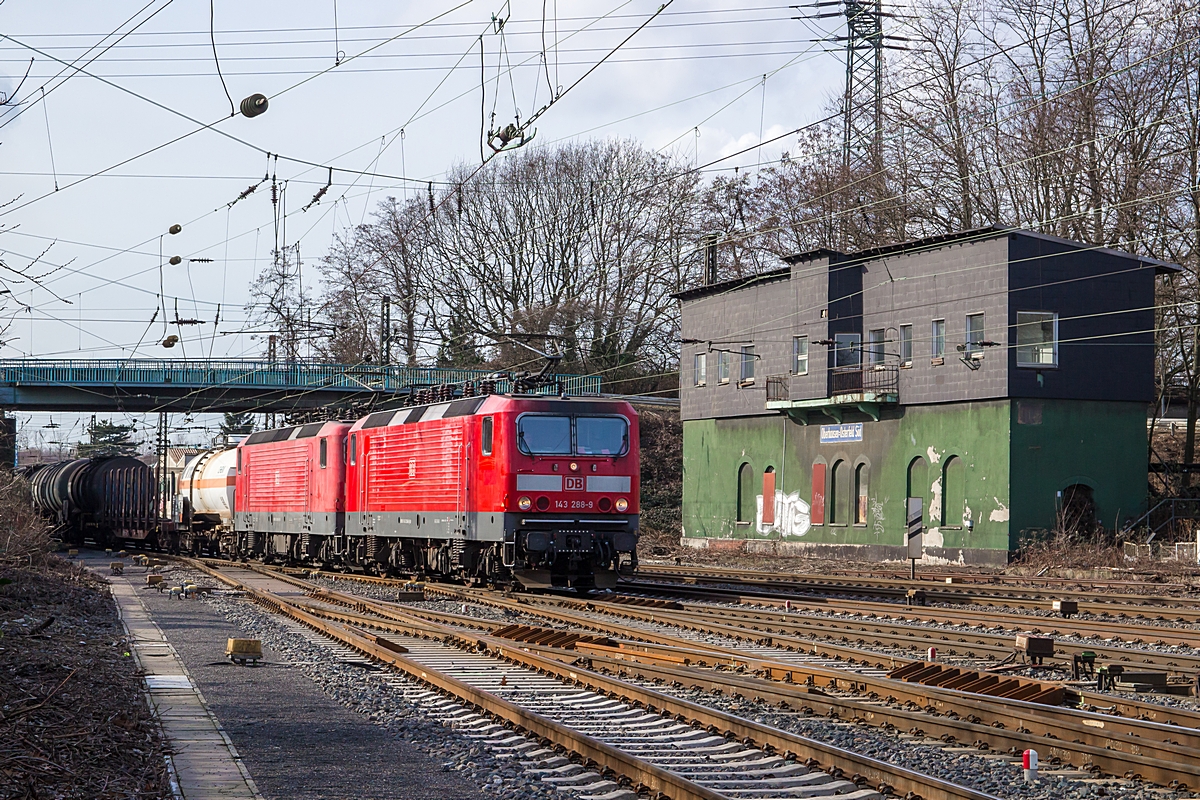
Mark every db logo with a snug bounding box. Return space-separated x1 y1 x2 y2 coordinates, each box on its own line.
564 477 584 491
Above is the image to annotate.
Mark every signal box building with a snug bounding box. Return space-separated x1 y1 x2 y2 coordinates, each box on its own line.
676 227 1176 564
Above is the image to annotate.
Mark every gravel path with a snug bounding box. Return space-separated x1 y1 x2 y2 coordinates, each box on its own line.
135 572 490 800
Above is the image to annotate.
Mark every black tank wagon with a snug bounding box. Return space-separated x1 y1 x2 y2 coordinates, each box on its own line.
30 457 157 548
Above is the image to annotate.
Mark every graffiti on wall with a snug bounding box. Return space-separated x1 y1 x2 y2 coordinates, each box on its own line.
756 490 812 537
871 496 887 538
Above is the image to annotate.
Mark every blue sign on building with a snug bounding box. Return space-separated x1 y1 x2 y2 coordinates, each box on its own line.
819 422 864 443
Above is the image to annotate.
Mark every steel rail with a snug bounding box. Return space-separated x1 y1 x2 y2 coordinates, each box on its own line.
185 560 728 800
630 566 1200 613
182 558 997 800
622 580 1200 645
435 583 1195 679
264 575 1200 790
604 591 1200 675
559 649 1200 788
182 560 1200 752
304 588 1200 761
416 583 1200 735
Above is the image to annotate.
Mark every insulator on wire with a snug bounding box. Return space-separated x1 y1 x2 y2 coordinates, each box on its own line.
168 224 182 235
168 255 182 266
228 175 267 208
240 93 269 118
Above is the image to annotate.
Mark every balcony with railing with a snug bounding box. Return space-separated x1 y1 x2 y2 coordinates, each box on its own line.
765 364 900 424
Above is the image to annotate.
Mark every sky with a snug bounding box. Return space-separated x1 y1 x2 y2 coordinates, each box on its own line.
0 1 847 450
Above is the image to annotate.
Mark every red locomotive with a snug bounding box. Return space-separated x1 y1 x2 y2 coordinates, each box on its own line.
232 420 352 561
221 394 639 589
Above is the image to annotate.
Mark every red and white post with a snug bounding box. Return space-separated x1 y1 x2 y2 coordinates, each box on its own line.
1022 749 1038 781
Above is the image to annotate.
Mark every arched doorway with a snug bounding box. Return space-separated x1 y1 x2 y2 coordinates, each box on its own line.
1060 484 1096 535
907 456 929 525
737 462 754 524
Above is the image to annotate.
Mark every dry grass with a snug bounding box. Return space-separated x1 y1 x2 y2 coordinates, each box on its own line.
0 560 172 799
0 475 54 567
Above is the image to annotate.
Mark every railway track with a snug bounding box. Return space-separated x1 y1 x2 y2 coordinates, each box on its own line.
397 584 1200 788
170 557 1200 789
180 558 1000 800
629 565 1200 616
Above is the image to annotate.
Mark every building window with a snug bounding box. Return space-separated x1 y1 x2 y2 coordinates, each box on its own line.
793 336 809 375
718 351 730 384
931 319 946 360
319 438 327 469
854 463 868 524
740 346 756 384
737 462 753 524
965 313 985 358
830 459 848 525
900 325 913 366
867 329 885 366
834 333 861 368
481 416 494 455
1016 311 1058 367
693 352 707 386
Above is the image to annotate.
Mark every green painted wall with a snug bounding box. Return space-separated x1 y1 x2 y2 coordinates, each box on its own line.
1007 400 1148 542
683 399 1148 559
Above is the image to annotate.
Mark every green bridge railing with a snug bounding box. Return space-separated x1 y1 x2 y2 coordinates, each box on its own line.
0 359 601 396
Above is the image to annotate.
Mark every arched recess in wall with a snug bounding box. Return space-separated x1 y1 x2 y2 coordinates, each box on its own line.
811 459 827 526
907 456 929 520
737 462 754 523
762 466 777 526
854 461 869 524
831 459 849 525
942 456 964 527
1060 483 1097 536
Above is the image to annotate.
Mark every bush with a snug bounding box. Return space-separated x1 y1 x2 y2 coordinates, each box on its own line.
0 476 53 566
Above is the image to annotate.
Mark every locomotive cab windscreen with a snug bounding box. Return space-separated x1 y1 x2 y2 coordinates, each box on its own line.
516 414 628 456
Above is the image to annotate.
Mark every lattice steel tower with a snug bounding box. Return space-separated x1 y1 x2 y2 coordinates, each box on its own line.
796 0 886 173
840 0 884 174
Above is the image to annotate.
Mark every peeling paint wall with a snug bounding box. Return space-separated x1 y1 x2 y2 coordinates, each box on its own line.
683 401 1013 560
683 397 1148 561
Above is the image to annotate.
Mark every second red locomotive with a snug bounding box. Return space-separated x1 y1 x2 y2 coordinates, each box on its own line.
218 394 639 589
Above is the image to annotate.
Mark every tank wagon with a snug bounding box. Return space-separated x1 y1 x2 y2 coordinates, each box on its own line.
29 456 156 547
173 446 238 556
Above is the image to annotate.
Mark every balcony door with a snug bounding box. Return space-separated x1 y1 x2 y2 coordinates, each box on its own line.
833 334 860 368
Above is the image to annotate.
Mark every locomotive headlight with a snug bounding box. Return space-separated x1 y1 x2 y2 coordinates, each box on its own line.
518 496 532 511
569 462 579 472
615 498 629 512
